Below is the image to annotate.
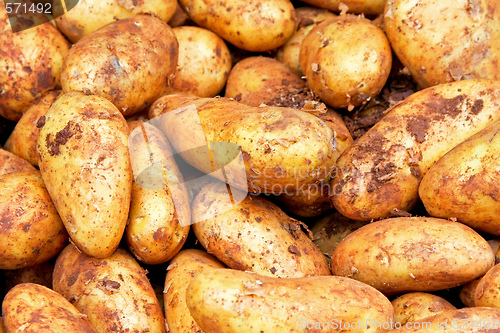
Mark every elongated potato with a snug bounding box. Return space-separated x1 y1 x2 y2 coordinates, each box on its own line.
0 149 35 176
475 263 500 308
0 171 67 270
419 120 500 235
186 268 394 333
37 92 132 258
53 244 166 333
331 217 495 295
332 79 500 221
126 122 190 264
178 0 295 52
2 283 97 332
192 182 331 278
164 249 225 333
300 0 386 15
392 292 456 326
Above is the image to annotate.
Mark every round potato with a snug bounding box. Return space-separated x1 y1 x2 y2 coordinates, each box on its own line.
0 171 68 270
384 0 500 88
61 15 178 117
300 0 386 15
170 26 231 97
391 292 456 326
0 149 35 176
178 0 295 52
300 15 392 109
53 0 177 42
331 217 495 295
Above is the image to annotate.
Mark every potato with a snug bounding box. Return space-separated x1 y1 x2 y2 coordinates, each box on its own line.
164 249 225 333
475 263 500 308
2 261 54 293
36 92 132 258
392 292 456 326
170 26 231 97
0 317 4 333
53 0 177 42
4 91 61 166
419 120 500 235
0 3 69 121
384 0 500 88
126 122 190 264
0 149 35 176
300 0 386 15
2 283 97 332
0 171 67 270
460 279 480 307
53 244 166 333
186 268 394 333
61 15 178 117
149 95 338 195
332 79 500 221
331 217 495 295
192 182 331 278
168 3 191 28
178 0 295 52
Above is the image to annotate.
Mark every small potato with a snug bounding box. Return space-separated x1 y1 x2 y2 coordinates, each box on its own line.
460 279 480 307
331 217 495 295
186 268 394 333
475 263 500 308
53 0 177 42
0 171 68 270
300 15 392 110
0 149 35 176
2 261 54 294
61 15 178 116
178 0 295 52
392 292 456 326
2 283 97 332
384 0 500 88
171 26 231 97
168 3 191 27
4 91 61 166
37 92 132 258
300 0 386 15
53 244 166 333
164 249 225 333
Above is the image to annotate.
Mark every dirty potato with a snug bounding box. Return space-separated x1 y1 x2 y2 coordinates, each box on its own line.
0 149 35 176
474 263 500 308
391 292 456 326
300 0 386 15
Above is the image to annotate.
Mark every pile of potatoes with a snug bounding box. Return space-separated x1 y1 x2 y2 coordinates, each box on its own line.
2 0 500 331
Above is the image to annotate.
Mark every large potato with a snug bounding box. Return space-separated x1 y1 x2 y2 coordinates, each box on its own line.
53 0 177 42
332 79 500 221
300 0 386 15
0 149 35 176
61 15 178 116
331 217 495 295
384 0 500 88
2 283 97 332
0 171 67 270
178 0 295 52
419 120 500 235
192 182 331 277
37 92 132 258
391 292 456 326
186 268 394 333
164 249 225 333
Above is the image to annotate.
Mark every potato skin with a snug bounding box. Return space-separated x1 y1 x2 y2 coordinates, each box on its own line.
186 268 393 333
2 283 97 332
53 0 177 42
384 0 500 88
53 244 166 333
332 79 500 221
164 249 225 333
192 182 331 278
391 292 456 326
474 263 500 307
0 149 35 176
126 122 190 264
300 0 386 15
0 171 68 270
61 15 178 116
37 92 132 258
460 279 480 307
178 0 295 52
419 120 500 235
331 217 495 295
4 91 62 166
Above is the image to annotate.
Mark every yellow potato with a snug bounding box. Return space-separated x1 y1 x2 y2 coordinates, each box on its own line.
164 249 225 333
331 217 495 295
0 317 4 333
37 92 132 258
332 79 500 221
2 283 97 332
0 171 67 270
300 0 386 15
53 0 177 42
0 149 35 176
61 15 178 116
392 292 456 326
178 0 295 52
460 279 480 307
419 120 500 235
53 244 165 333
186 268 394 333
192 182 331 278
384 0 500 88
475 263 500 307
